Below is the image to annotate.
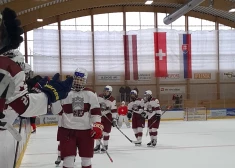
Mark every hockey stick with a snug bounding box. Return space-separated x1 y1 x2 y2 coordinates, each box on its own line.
13 117 23 168
99 139 113 163
145 106 171 137
0 120 22 141
102 114 138 144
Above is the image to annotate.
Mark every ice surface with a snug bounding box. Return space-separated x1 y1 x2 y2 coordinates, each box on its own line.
20 119 235 168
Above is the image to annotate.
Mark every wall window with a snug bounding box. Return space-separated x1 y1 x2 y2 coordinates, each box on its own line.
94 13 109 31
202 19 215 30
61 18 76 30
126 12 141 31
140 12 154 29
158 13 171 30
76 16 91 31
188 17 202 31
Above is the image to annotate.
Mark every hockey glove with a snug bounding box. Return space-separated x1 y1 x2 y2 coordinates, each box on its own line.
91 122 103 139
41 73 73 104
0 8 23 54
156 113 161 121
112 118 117 127
127 111 132 120
141 112 147 118
31 76 50 93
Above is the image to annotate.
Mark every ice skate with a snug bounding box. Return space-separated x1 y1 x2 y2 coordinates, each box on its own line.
100 145 108 153
55 156 61 166
147 139 157 147
94 145 100 153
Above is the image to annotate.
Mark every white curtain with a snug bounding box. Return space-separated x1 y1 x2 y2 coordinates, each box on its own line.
190 30 217 73
219 30 235 72
33 29 60 76
61 30 93 74
94 31 124 75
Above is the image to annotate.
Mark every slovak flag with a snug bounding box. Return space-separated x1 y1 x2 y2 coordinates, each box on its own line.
123 35 138 80
154 32 167 77
180 34 192 79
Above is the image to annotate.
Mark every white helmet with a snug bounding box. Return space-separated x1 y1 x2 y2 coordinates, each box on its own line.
4 49 26 71
103 85 112 99
72 67 88 91
144 90 152 102
130 90 138 101
121 101 125 105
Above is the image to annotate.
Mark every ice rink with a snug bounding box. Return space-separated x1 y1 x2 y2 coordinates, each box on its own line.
20 119 235 168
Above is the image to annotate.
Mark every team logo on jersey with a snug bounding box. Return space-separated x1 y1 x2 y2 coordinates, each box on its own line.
132 104 138 111
0 70 15 99
72 96 84 117
147 104 152 112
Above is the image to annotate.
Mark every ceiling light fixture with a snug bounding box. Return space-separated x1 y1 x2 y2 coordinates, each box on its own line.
37 19 43 22
229 8 235 12
163 0 205 25
145 0 153 5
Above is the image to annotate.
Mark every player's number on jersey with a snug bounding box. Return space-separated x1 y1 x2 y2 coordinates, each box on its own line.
21 95 29 106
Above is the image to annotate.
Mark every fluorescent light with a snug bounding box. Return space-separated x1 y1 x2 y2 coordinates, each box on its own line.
145 0 153 5
229 8 235 12
37 19 43 22
163 0 205 25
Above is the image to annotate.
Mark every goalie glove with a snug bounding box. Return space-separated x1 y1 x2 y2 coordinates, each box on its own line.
0 8 23 54
91 122 104 139
41 73 73 104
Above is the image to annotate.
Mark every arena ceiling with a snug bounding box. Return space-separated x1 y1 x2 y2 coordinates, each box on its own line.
2 0 235 31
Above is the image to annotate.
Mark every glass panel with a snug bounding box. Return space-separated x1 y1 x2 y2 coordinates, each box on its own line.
27 40 33 55
27 30 33 41
188 17 201 31
76 16 91 25
126 12 140 25
141 25 154 30
94 25 109 31
219 24 232 30
76 25 91 31
61 18 76 25
109 12 123 26
157 13 168 25
126 25 141 31
140 12 154 26
61 25 76 30
202 19 215 30
109 26 123 31
94 13 108 25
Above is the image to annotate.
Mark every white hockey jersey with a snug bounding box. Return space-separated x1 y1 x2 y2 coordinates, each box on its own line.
98 94 117 118
144 98 161 119
51 88 101 130
128 98 144 114
0 56 48 121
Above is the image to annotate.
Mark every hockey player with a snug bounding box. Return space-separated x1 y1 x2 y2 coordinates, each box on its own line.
94 85 117 153
0 7 74 141
127 90 144 146
51 67 103 168
55 111 63 166
117 101 130 128
142 90 161 147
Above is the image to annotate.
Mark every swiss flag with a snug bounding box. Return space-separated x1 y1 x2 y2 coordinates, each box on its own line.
154 32 167 77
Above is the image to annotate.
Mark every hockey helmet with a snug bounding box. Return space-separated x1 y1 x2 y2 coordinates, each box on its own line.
144 90 152 102
72 67 88 91
103 85 112 99
121 101 125 105
130 90 138 101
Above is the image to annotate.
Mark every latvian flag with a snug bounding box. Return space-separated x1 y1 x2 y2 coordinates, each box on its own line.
154 32 168 77
123 35 138 80
179 34 192 79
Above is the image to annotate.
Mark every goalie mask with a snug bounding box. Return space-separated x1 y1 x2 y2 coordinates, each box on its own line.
144 90 152 102
103 85 112 99
130 90 138 101
72 67 88 91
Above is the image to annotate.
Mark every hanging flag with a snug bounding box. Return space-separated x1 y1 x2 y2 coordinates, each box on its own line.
154 32 167 77
123 35 138 80
179 34 192 79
